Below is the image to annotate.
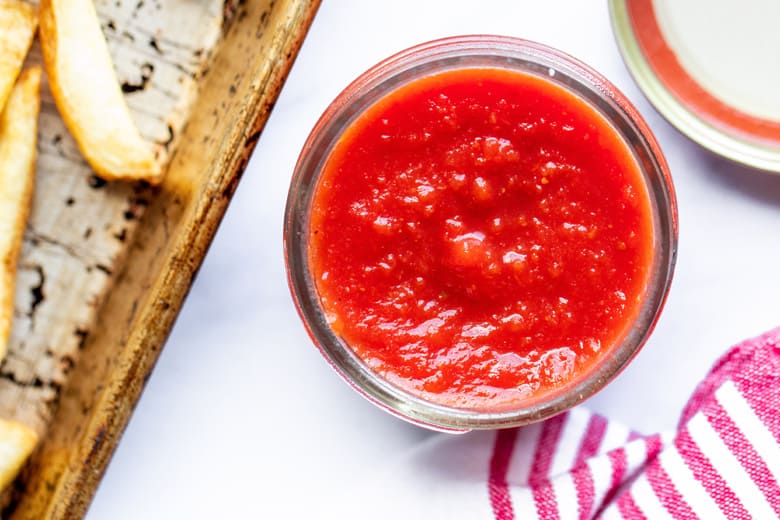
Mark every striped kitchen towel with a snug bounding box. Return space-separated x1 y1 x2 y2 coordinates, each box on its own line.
488 327 780 519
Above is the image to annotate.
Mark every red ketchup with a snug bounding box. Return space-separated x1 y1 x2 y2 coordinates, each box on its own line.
309 67 653 408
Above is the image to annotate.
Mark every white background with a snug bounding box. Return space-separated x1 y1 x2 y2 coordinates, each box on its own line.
88 1 780 518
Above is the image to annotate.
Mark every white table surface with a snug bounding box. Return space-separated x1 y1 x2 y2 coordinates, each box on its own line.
87 1 780 517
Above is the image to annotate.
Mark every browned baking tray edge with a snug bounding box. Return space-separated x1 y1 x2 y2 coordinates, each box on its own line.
8 1 321 517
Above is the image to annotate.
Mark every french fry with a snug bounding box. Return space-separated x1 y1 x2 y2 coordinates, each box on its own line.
0 67 40 362
0 1 37 113
0 418 37 491
39 0 162 183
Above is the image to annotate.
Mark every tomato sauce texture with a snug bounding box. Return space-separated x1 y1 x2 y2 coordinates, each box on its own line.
309 67 653 408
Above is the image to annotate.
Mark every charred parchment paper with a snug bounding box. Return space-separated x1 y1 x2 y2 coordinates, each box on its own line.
3 0 232 436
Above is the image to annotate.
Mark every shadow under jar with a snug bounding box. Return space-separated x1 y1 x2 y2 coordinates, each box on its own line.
285 36 677 432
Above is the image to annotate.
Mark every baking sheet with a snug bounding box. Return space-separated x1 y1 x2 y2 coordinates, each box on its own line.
5 1 318 516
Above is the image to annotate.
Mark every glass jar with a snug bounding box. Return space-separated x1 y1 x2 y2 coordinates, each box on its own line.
285 36 677 432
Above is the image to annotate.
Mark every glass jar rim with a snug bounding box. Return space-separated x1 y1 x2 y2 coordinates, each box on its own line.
284 35 678 432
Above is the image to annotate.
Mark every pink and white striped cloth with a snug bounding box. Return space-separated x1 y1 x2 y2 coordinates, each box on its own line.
351 327 780 519
487 327 780 519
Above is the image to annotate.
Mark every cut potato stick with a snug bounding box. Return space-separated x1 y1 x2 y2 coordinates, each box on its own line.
0 418 37 491
0 1 38 114
0 67 40 362
39 0 162 183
